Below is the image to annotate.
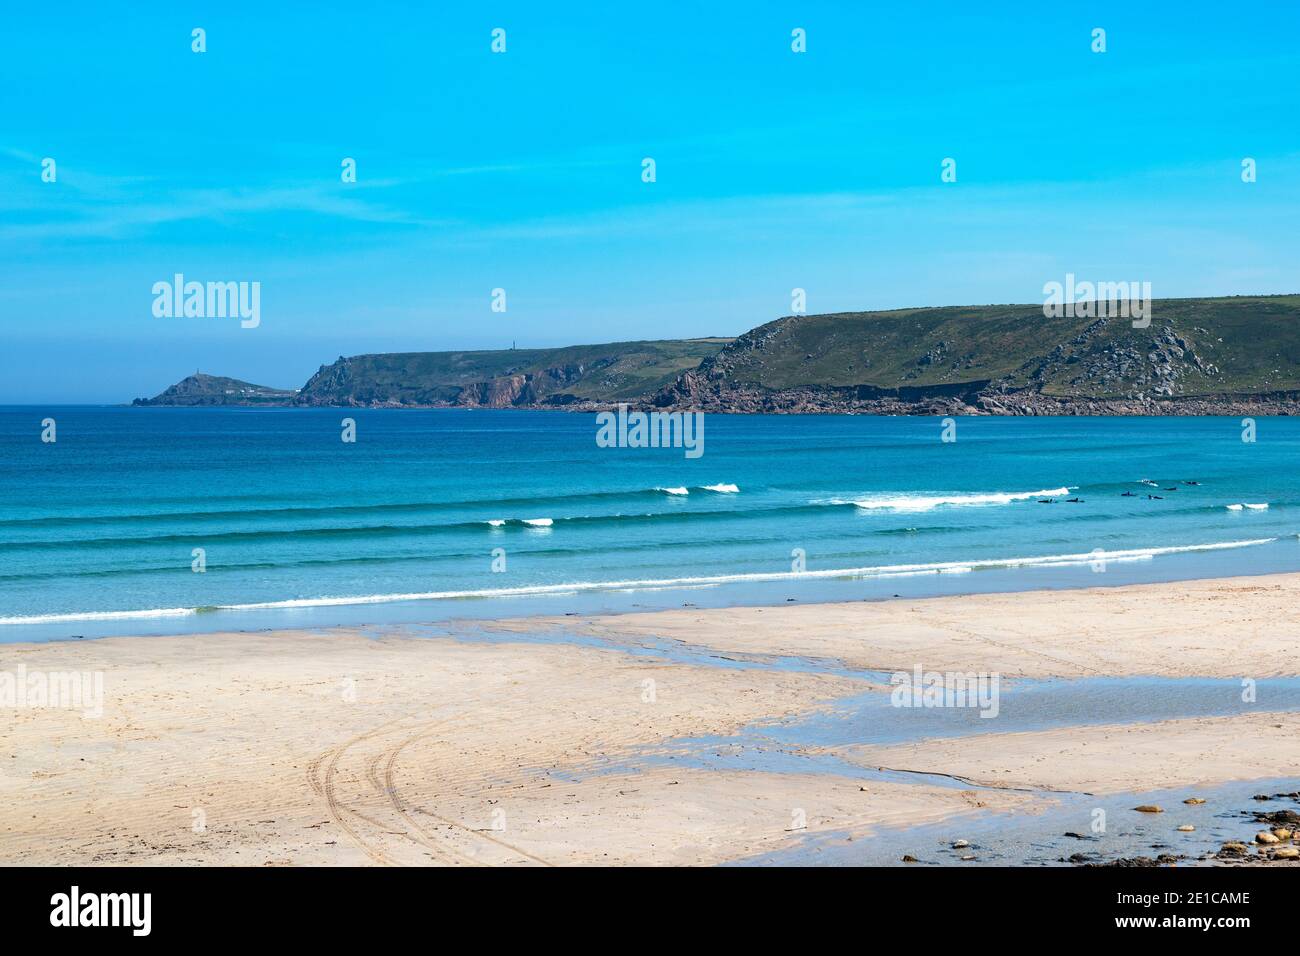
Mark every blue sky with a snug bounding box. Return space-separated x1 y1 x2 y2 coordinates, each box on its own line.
2 2 1298 402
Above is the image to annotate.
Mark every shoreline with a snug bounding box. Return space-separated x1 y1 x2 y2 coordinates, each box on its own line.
123 395 1300 415
7 541 1300 645
1 573 1297 865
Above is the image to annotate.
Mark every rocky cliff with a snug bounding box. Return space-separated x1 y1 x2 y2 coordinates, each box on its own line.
292 340 728 408
649 295 1300 415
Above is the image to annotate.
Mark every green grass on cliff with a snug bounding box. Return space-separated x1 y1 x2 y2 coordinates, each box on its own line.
299 338 731 403
717 296 1300 399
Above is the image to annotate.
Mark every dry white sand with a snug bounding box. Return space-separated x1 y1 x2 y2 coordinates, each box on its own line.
518 573 1300 679
0 628 1018 865
843 711 1300 795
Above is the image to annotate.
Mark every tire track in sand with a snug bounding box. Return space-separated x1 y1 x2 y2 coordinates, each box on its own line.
308 712 551 866
377 724 553 867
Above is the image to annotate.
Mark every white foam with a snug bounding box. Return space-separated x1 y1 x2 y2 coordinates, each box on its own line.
1244 503 1269 510
1 537 1276 627
701 483 740 493
0 607 197 625
1225 504 1244 511
486 519 506 526
845 487 1071 512
522 517 553 527
658 487 689 496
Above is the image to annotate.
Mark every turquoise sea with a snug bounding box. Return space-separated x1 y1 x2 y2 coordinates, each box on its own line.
3 407 1298 641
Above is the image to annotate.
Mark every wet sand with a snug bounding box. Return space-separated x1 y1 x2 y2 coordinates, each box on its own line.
1 573 1298 865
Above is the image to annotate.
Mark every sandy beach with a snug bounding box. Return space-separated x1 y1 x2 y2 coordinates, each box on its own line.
2 573 1298 866
523 574 1300 679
